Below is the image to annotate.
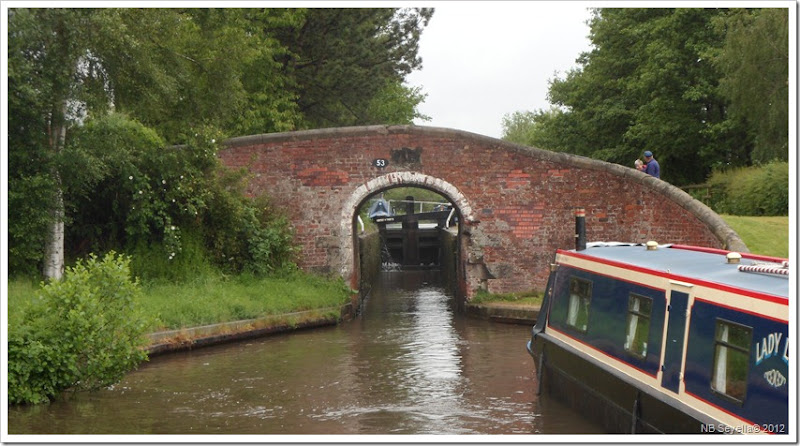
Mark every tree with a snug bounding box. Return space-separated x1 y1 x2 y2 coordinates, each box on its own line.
274 8 433 128
502 108 584 153
8 9 98 280
502 8 768 186
90 8 304 140
8 9 207 278
557 9 738 185
714 8 789 163
366 80 431 125
8 8 433 279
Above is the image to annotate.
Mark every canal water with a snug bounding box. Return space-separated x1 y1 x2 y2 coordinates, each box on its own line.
7 270 604 436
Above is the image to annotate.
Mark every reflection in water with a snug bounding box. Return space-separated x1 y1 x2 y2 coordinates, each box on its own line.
319 273 471 434
7 270 603 436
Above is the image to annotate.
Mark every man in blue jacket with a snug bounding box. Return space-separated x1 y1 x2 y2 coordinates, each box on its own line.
643 150 660 178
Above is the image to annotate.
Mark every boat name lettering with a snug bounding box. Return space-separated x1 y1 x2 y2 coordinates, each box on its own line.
763 369 787 388
755 332 788 365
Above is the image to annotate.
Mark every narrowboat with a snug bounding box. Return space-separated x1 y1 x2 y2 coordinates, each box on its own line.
527 241 790 434
367 197 393 221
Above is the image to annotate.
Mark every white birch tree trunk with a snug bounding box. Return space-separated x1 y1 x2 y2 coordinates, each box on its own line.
43 176 65 281
43 102 68 281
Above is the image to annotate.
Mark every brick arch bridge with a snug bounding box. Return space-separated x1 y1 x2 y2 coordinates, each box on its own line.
218 125 745 299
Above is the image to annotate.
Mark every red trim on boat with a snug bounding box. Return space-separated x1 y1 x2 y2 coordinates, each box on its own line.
558 250 788 306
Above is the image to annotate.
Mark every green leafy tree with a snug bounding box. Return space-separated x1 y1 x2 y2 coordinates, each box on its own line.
501 8 787 186
9 8 433 279
90 8 304 140
275 8 433 127
551 9 738 185
366 80 431 125
7 9 65 276
714 8 789 163
8 9 103 280
501 108 582 152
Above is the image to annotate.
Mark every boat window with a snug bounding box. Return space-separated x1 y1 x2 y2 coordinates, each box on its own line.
566 277 592 332
624 294 652 358
711 319 752 404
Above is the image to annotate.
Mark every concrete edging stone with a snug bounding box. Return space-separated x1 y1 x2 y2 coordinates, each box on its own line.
145 304 352 356
465 302 540 325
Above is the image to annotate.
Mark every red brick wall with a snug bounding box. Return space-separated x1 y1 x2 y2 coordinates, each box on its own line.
218 126 742 298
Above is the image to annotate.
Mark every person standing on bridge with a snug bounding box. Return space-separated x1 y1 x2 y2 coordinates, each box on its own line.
643 150 660 178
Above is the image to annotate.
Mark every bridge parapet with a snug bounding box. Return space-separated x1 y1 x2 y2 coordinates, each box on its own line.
220 125 744 298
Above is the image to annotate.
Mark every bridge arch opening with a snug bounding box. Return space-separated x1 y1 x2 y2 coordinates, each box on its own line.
340 172 474 308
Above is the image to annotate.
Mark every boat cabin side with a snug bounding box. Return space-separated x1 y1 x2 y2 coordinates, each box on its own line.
535 245 789 433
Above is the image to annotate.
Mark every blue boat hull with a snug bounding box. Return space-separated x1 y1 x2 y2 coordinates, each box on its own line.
528 336 716 434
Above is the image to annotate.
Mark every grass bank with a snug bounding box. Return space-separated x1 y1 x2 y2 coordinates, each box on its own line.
8 271 353 333
720 214 789 259
139 272 353 331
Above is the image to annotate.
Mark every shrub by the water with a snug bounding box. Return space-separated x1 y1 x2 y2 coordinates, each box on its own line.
8 252 149 405
201 169 297 276
696 162 788 216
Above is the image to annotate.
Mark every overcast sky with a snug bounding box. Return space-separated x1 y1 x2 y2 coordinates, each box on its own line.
405 2 595 139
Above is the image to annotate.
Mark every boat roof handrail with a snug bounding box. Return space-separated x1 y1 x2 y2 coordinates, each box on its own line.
737 264 789 276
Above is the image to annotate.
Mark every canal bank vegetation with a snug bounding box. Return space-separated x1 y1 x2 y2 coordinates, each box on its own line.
5 121 351 405
695 162 789 217
8 257 352 406
139 271 352 331
8 253 149 405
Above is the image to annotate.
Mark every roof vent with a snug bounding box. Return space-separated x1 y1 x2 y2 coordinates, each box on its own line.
726 252 742 264
645 241 658 251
